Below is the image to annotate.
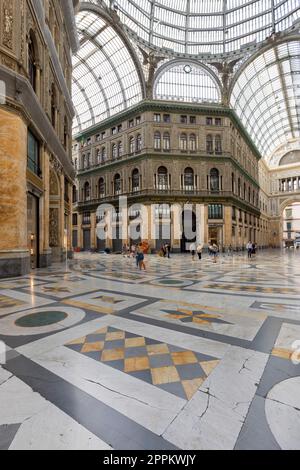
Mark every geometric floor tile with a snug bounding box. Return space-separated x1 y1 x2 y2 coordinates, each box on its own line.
162 309 232 325
66 326 220 400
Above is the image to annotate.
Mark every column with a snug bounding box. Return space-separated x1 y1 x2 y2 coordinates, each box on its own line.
0 108 29 277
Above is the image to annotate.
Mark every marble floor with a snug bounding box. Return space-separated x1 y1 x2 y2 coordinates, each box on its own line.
0 249 300 450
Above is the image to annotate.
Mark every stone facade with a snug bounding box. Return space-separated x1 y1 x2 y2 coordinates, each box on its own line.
72 102 271 252
0 0 78 277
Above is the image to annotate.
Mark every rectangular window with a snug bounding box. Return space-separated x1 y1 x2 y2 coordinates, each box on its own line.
101 132 106 140
208 205 223 219
154 114 161 122
111 127 117 135
206 117 213 125
163 114 171 123
27 131 40 176
83 212 91 225
129 119 134 128
72 214 78 226
215 118 222 126
180 115 187 124
118 124 122 133
190 116 196 124
136 116 141 125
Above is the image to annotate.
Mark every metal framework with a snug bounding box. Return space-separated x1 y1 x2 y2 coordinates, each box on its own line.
73 1 300 164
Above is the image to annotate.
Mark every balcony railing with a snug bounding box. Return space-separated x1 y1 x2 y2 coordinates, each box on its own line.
75 189 260 212
77 148 226 173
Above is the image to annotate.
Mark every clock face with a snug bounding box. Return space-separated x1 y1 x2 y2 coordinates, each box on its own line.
184 64 192 74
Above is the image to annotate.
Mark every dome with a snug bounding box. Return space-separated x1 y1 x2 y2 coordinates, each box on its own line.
97 0 300 57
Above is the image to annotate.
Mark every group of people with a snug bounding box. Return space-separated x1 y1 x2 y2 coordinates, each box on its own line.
246 241 257 259
122 243 147 270
159 243 171 258
189 242 204 261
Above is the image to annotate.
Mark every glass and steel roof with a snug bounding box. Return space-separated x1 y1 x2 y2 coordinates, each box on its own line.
154 62 221 103
72 9 143 134
231 40 300 161
99 0 299 56
73 1 300 165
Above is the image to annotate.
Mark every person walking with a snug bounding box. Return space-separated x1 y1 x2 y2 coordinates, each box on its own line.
212 243 219 263
137 245 146 271
165 243 171 259
196 243 203 260
190 242 196 261
247 241 252 259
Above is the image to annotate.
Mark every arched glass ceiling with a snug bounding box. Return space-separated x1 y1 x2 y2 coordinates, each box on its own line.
98 0 300 56
231 41 300 161
154 62 221 103
72 10 143 134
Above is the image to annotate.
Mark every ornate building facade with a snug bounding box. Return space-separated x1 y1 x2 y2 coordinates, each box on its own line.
72 102 271 253
0 0 79 277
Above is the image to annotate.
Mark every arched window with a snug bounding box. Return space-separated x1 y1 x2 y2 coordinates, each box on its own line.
232 173 235 193
157 166 168 190
84 182 90 201
112 143 117 160
82 154 86 169
132 169 140 192
184 168 194 191
136 134 142 152
207 135 213 154
114 174 121 195
28 32 37 92
101 147 107 162
129 136 135 154
238 178 241 197
118 141 123 157
154 132 161 150
99 178 105 198
210 168 220 192
190 134 197 151
215 135 222 154
180 133 188 151
163 132 170 150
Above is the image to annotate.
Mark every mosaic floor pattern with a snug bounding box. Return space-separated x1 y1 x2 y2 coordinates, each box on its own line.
0 249 300 450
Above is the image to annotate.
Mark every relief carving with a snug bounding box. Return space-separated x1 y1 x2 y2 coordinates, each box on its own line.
49 208 59 247
2 1 13 50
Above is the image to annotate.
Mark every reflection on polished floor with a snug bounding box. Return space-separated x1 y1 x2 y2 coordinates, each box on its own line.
0 249 300 450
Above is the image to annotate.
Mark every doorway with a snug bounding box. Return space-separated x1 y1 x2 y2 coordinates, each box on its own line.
27 193 40 269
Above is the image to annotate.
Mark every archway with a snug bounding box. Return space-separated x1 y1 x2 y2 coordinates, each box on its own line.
281 200 300 248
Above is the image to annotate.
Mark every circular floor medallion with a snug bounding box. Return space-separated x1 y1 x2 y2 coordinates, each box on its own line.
15 311 68 328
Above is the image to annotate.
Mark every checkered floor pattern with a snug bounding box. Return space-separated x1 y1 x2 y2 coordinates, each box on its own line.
162 309 232 325
66 326 220 400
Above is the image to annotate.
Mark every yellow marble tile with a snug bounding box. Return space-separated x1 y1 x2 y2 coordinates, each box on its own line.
200 360 220 376
67 336 86 345
62 300 113 314
124 356 150 372
271 348 292 360
81 341 104 353
171 351 198 365
147 343 169 355
151 366 180 385
125 337 146 348
182 378 205 400
192 318 210 325
106 331 125 341
101 348 125 361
